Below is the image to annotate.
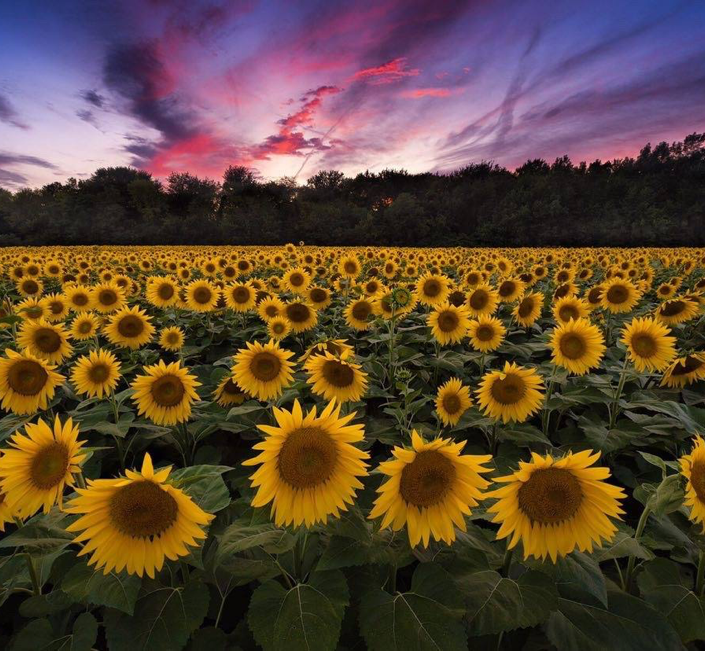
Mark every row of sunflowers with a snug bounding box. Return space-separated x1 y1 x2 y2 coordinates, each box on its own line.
0 244 704 650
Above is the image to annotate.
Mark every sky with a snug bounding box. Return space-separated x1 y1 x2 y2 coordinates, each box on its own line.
1 0 704 190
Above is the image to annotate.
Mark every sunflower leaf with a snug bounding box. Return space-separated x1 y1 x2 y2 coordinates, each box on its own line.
61 560 142 615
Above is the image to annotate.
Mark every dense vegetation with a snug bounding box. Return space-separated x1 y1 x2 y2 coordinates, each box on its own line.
1 133 704 247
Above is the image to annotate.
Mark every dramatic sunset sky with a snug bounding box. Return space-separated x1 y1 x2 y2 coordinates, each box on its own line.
1 0 704 189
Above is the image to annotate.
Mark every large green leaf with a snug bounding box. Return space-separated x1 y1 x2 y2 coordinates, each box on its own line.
169 466 233 513
358 562 467 651
248 570 349 651
216 522 296 558
462 569 558 635
62 560 142 615
11 613 98 651
0 510 74 553
528 552 607 607
104 580 210 651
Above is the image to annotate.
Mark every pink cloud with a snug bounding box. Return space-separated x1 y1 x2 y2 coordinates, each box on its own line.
350 57 421 85
402 87 452 98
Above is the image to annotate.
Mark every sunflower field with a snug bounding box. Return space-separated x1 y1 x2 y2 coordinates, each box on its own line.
1 245 705 651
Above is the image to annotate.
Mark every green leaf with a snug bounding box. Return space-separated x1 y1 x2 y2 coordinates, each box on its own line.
317 535 369 571
358 563 467 651
647 474 685 517
18 590 75 617
545 590 682 651
0 510 74 553
217 522 296 558
637 558 705 643
248 570 349 651
11 612 98 651
462 569 558 635
227 403 266 418
104 580 210 651
578 413 644 453
592 530 654 562
627 399 705 434
62 560 142 615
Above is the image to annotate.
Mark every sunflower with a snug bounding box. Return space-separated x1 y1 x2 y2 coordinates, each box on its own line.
131 360 201 426
15 297 47 322
656 298 700 326
344 298 377 330
466 284 499 318
104 305 155 350
91 282 126 313
65 453 213 577
258 296 285 322
661 353 705 388
0 416 85 517
299 339 355 365
476 361 544 424
467 315 506 352
584 285 604 311
17 319 73 364
601 278 641 314
64 285 94 312
553 296 590 324
339 256 361 279
486 450 626 561
436 378 472 426
224 281 256 312
415 273 451 306
497 278 525 303
17 277 43 298
283 300 318 333
307 286 332 310
427 303 471 346
283 267 311 294
71 349 121 398
656 282 677 300
159 326 185 352
232 339 295 401
243 400 369 527
680 436 705 530
213 375 248 407
146 277 180 308
513 292 543 327
369 430 491 547
41 293 70 322
185 279 219 312
71 313 100 340
621 317 677 372
305 352 368 403
0 348 64 415
267 316 290 340
549 318 605 375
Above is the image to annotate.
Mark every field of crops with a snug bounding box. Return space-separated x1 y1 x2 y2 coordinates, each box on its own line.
1 245 705 651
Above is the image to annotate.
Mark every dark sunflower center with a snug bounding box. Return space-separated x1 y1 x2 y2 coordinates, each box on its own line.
278 427 337 488
88 363 110 383
250 352 282 382
310 288 327 303
490 373 527 405
290 273 304 286
671 356 704 376
265 305 279 317
606 285 628 304
475 325 495 341
448 290 465 307
30 442 69 490
631 334 657 358
272 321 286 334
322 360 355 387
437 311 459 333
352 302 372 320
34 327 62 353
518 468 583 524
25 306 44 318
22 280 39 294
559 333 586 359
555 285 571 299
518 298 535 318
150 375 186 407
660 301 686 317
49 301 64 315
587 288 603 304
193 287 212 304
499 281 516 297
469 290 488 310
223 378 241 395
400 450 456 508
658 286 671 296
166 332 180 344
559 305 578 321
7 360 48 395
344 262 357 274
442 393 462 415
73 293 89 306
423 279 441 297
117 315 145 338
98 290 118 306
109 480 178 538
286 303 310 323
158 284 174 300
78 320 93 334
232 287 251 303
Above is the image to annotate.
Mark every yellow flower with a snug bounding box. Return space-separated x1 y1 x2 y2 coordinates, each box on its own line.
70 313 100 340
213 375 248 407
466 284 499 318
427 303 470 346
16 319 73 364
185 279 219 312
661 353 705 387
621 317 677 372
415 273 451 306
680 436 705 530
344 298 377 330
159 326 185 352
104 305 155 349
513 292 543 327
267 316 290 340
305 352 368 403
549 318 605 375
476 361 544 423
0 348 65 415
71 349 121 398
435 378 472 426
224 281 257 312
601 278 641 314
232 339 295 401
467 315 506 352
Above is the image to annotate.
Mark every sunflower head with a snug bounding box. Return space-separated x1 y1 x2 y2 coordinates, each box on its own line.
105 305 155 349
232 339 295 401
428 303 471 346
436 378 472 426
681 436 705 530
621 316 677 372
0 348 65 415
549 318 606 375
468 315 506 353
71 348 121 399
305 352 368 403
476 361 545 424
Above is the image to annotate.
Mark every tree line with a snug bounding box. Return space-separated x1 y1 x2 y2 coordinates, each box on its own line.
1 133 704 247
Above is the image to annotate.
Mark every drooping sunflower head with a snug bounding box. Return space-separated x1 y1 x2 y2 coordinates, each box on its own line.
213 375 248 407
0 348 65 415
435 378 472 427
305 351 368 403
0 415 85 517
427 303 471 346
656 297 699 326
105 305 155 350
131 360 201 426
621 316 677 372
497 278 525 303
307 286 331 310
489 449 625 562
476 361 545 424
71 348 121 399
467 315 506 352
243 400 369 527
681 436 705 530
159 326 185 352
549 317 606 375
369 430 492 547
17 319 73 364
232 339 295 401
661 353 705 388
513 292 543 327
66 453 214 577
415 273 451 306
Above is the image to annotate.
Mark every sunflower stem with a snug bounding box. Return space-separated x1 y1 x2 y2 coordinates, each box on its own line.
75 471 87 490
542 364 559 437
609 356 630 429
387 312 397 390
625 504 651 592
696 550 705 597
500 546 513 577
388 563 397 594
